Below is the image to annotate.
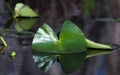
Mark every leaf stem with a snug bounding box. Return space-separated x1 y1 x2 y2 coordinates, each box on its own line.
86 39 112 49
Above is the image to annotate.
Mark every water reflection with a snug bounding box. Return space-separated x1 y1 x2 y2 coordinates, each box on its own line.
0 18 37 37
33 51 86 74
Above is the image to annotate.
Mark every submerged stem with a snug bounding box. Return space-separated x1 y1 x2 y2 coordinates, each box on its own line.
0 46 7 54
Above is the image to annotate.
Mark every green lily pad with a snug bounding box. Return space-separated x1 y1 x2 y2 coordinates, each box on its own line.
59 20 87 52
32 20 87 53
14 3 39 18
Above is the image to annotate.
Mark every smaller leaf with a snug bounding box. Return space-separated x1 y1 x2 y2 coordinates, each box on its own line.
14 3 39 18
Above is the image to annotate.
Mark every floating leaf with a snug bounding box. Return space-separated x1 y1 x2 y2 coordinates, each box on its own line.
14 3 39 18
32 20 87 53
59 20 87 52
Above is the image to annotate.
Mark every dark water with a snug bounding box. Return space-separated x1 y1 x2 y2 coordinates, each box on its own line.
1 1 120 75
0 6 53 74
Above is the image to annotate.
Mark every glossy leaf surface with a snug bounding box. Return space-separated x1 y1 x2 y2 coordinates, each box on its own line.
32 23 59 52
14 3 39 18
59 20 87 52
32 20 87 53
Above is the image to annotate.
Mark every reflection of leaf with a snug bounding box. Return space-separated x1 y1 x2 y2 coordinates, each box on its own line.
32 51 86 74
59 52 86 73
14 18 38 32
32 49 114 74
0 28 34 38
86 49 112 58
33 51 57 72
19 19 38 30
14 3 39 18
32 20 87 53
14 23 23 32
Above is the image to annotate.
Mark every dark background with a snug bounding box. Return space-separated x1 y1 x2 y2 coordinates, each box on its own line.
0 0 120 75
